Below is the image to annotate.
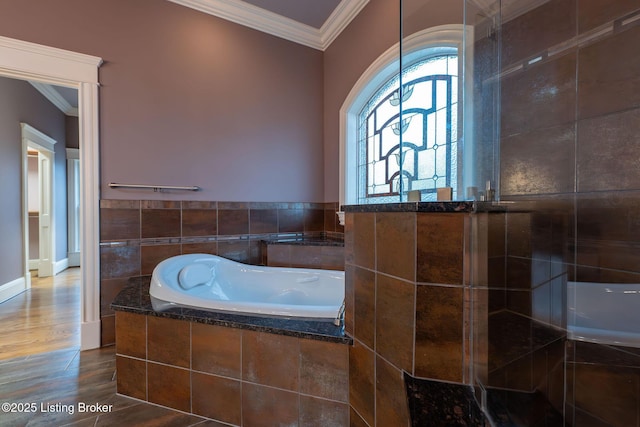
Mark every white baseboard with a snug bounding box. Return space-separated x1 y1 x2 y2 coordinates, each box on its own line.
68 252 80 267
0 277 27 304
81 319 101 350
29 259 70 275
54 258 69 275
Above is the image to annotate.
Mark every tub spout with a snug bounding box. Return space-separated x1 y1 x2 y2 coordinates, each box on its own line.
334 300 346 327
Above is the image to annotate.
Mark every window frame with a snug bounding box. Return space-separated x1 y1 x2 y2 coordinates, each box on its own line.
339 24 473 207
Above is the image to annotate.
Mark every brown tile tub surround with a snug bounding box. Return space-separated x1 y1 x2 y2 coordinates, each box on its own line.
343 202 483 426
115 311 350 425
100 199 343 346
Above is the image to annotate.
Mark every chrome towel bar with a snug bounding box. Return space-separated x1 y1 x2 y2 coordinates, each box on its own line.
108 182 200 192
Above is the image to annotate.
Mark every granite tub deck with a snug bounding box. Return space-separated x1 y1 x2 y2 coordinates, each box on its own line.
111 276 351 344
112 277 352 425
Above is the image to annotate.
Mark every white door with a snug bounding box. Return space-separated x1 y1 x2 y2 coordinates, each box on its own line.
22 123 56 279
37 149 53 277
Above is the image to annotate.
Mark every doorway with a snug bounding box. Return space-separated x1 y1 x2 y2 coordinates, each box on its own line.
22 123 56 280
0 35 102 350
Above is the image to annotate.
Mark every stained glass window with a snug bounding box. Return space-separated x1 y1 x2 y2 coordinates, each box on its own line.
356 53 458 203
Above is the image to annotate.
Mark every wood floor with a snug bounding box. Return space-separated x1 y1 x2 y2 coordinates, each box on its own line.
0 269 220 426
0 268 81 360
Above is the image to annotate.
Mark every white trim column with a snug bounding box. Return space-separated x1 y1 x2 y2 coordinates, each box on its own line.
79 82 101 350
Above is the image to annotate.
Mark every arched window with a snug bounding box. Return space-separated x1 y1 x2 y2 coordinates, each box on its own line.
340 25 472 206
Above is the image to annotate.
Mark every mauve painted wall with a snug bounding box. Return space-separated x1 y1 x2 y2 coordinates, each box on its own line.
322 0 464 201
0 0 324 202
0 77 68 284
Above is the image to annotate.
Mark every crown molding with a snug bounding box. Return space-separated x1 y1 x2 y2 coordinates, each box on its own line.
320 0 370 49
167 0 369 51
29 81 78 117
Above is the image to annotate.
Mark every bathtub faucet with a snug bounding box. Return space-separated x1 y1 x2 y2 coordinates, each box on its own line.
334 300 346 327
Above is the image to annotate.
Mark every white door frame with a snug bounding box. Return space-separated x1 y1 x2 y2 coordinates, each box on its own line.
21 123 56 278
0 36 103 350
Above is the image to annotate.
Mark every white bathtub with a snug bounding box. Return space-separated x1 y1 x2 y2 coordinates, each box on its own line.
568 281 640 348
150 254 345 322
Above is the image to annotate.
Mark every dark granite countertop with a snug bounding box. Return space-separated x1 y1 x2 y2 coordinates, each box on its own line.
342 201 476 213
341 200 518 213
111 276 352 345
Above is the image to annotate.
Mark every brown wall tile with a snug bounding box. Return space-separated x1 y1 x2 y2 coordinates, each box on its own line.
266 245 290 267
182 241 217 255
278 208 304 232
300 395 349 427
304 208 325 232
101 278 129 316
192 323 241 379
376 356 411 427
350 407 370 427
349 341 375 427
100 208 140 241
290 245 322 267
324 207 337 232
572 364 639 427
147 362 191 412
249 208 278 234
182 208 217 237
353 213 375 270
192 372 241 425
141 201 181 209
353 266 376 349
115 311 146 359
101 314 116 347
181 201 217 209
147 316 190 368
577 108 640 192
140 244 181 275
376 274 415 372
320 245 345 270
417 214 465 284
344 213 355 266
505 212 533 258
300 340 349 402
376 212 415 281
100 245 140 279
218 208 249 235
344 265 355 336
116 356 146 400
501 52 577 137
141 208 181 238
242 331 299 391
501 124 576 196
242 383 299 427
217 240 251 263
578 0 638 33
415 285 464 382
507 289 532 317
578 25 640 120
501 0 576 66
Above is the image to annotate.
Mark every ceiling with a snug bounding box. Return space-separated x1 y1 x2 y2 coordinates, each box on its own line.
168 0 370 50
30 82 78 117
